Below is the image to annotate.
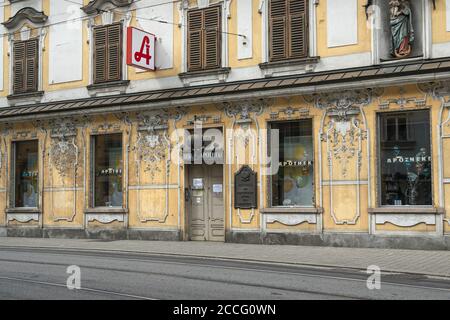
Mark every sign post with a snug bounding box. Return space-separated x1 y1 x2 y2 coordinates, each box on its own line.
126 26 156 71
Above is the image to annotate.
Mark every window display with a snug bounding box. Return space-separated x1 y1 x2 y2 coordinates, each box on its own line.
270 120 314 207
378 110 432 206
14 140 39 208
93 134 123 207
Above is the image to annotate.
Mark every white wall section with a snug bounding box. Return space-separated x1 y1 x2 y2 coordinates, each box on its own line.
326 0 358 48
0 5 4 91
447 0 450 32
237 0 253 60
48 0 83 84
135 0 174 71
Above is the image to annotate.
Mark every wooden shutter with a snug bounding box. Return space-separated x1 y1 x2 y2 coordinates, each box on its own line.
13 41 26 93
25 39 38 92
289 0 308 58
13 39 38 94
187 10 203 71
107 23 122 81
93 23 122 84
269 0 308 62
269 0 288 61
203 6 221 70
187 6 221 72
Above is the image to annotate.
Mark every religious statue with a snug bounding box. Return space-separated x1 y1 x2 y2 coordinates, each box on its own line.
389 0 414 58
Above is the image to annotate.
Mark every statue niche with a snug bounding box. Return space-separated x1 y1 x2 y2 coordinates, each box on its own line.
389 0 414 58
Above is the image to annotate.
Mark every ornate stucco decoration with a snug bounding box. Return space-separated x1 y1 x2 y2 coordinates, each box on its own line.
378 87 426 110
307 89 379 225
135 111 170 179
221 98 269 123
220 99 270 224
418 81 450 100
2 7 48 29
133 110 172 223
81 0 134 14
49 119 78 178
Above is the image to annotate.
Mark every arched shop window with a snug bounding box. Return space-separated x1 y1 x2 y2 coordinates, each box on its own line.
378 110 432 206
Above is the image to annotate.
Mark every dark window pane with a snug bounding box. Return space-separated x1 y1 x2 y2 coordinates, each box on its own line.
270 120 314 206
14 140 38 207
379 110 432 206
386 118 396 141
93 134 123 207
398 117 407 141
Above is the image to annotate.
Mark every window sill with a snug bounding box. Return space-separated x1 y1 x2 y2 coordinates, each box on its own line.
7 91 44 106
368 207 444 215
260 207 323 214
259 57 320 78
87 80 130 97
6 208 41 223
85 208 128 224
261 207 322 227
178 67 230 87
6 207 41 213
85 207 128 214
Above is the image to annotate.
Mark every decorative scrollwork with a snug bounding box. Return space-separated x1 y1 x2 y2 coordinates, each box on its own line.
49 118 78 178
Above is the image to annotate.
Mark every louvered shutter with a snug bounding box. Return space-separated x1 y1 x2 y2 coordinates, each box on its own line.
13 41 26 93
93 23 122 84
203 6 221 70
25 39 38 92
187 6 221 72
13 39 38 94
269 0 288 61
289 0 307 58
187 10 203 71
269 0 308 62
93 26 107 83
107 23 122 81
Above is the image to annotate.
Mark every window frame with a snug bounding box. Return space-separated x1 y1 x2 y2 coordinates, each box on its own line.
11 139 40 209
92 22 124 85
90 133 124 209
12 38 39 95
376 108 434 208
186 5 223 72
267 118 316 209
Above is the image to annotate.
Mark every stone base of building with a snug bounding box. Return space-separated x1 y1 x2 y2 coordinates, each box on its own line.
3 227 181 242
2 227 450 250
227 231 450 251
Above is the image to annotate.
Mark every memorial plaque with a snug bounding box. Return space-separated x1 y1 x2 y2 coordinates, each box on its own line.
234 165 257 209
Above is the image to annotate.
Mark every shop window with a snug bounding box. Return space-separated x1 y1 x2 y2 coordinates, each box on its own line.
13 39 39 94
378 110 432 206
269 120 314 207
93 23 123 84
12 140 39 208
269 0 308 62
92 134 123 207
187 6 222 72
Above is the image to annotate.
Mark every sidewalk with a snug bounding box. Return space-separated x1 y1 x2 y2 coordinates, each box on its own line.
0 237 449 277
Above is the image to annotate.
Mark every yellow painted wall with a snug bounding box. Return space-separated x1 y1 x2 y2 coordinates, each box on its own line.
432 0 450 43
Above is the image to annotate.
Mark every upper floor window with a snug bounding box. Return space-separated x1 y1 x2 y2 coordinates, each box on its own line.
269 0 308 62
187 6 222 72
93 22 123 84
13 39 39 94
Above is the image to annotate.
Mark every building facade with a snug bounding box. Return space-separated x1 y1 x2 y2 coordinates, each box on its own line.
0 0 450 249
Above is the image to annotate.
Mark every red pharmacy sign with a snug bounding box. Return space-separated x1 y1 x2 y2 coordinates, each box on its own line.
126 26 156 71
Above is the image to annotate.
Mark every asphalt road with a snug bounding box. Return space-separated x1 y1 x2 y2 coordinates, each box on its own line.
0 246 449 300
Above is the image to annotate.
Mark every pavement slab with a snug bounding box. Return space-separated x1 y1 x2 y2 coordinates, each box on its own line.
0 237 449 277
